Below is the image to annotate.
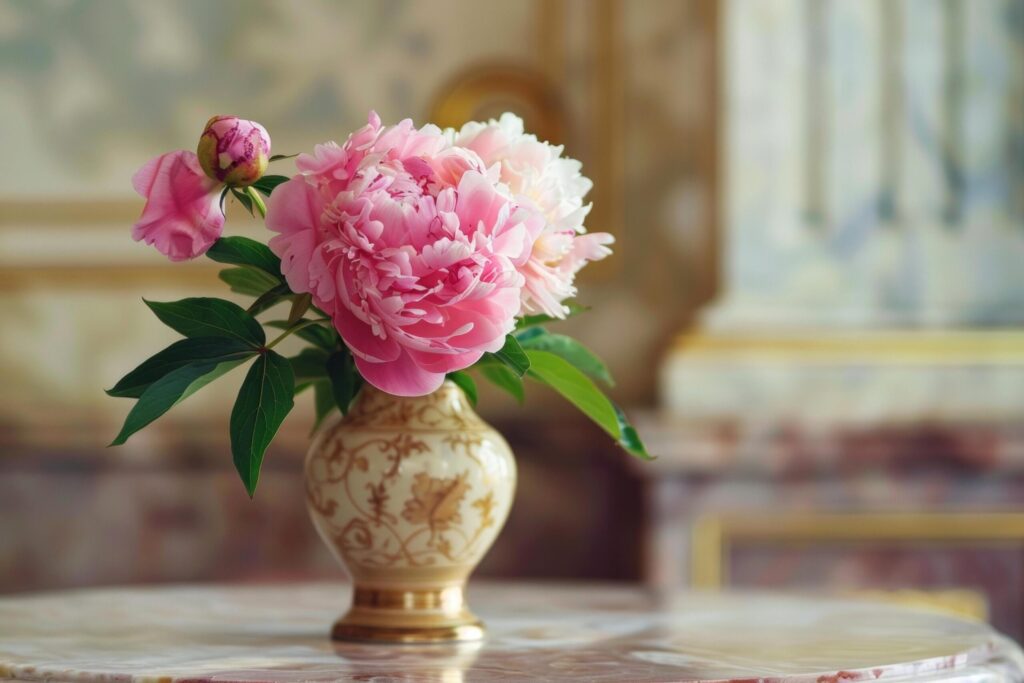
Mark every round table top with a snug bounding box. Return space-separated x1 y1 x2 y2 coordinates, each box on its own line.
0 582 1021 682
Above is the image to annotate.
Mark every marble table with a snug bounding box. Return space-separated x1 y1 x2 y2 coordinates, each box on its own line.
0 583 1022 682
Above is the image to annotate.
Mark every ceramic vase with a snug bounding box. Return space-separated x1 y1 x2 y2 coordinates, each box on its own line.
304 380 516 643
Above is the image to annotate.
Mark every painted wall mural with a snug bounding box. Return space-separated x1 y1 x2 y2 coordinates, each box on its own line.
0 0 539 195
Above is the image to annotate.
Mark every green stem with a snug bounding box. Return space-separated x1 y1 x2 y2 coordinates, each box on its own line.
245 186 267 218
266 317 330 350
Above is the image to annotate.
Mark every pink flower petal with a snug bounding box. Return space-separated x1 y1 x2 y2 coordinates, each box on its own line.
455 171 509 236
453 113 607 316
355 348 446 397
131 151 224 261
260 112 552 396
332 303 401 363
405 348 484 374
131 154 163 197
266 177 325 293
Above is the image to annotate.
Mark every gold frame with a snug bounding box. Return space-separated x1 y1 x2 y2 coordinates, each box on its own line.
691 512 1024 590
427 62 563 144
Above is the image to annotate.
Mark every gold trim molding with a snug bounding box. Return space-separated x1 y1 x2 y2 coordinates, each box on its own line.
0 264 224 290
0 198 139 227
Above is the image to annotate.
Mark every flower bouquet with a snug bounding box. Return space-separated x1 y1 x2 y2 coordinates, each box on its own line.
108 112 648 642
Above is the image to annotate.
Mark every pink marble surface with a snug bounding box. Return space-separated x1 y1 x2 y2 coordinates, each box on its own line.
1 583 1022 682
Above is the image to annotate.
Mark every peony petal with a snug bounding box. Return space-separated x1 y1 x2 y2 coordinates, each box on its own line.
268 230 316 293
265 177 324 293
355 348 445 397
491 222 531 263
454 171 509 236
399 287 518 353
406 348 484 374
131 154 164 197
131 151 224 261
560 231 614 274
333 302 401 363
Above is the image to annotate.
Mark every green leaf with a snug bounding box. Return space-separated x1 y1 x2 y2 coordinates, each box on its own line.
230 351 295 497
515 328 613 385
145 297 265 346
515 303 590 330
613 403 648 459
525 350 651 460
206 236 282 277
478 363 525 404
107 337 257 398
289 347 330 384
110 359 244 446
288 293 312 325
326 348 360 415
219 266 280 297
267 319 338 350
251 174 290 197
487 334 530 377
312 381 336 434
446 371 478 406
247 283 292 316
244 185 267 217
231 187 254 216
269 153 298 162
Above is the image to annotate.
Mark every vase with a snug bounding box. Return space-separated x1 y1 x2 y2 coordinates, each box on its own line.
304 380 516 643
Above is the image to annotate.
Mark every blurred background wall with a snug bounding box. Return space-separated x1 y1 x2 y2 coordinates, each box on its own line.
3 0 1024 641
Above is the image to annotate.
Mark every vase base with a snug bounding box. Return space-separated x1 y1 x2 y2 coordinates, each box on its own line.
331 584 485 644
331 619 485 644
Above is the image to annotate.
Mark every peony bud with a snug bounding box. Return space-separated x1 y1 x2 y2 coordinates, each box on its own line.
196 115 271 187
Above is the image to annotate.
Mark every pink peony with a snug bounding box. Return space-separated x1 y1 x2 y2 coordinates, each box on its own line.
196 115 272 187
131 150 225 261
451 113 613 318
266 112 543 396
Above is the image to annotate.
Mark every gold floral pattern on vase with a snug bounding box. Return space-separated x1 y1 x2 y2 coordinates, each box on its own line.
305 381 516 643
